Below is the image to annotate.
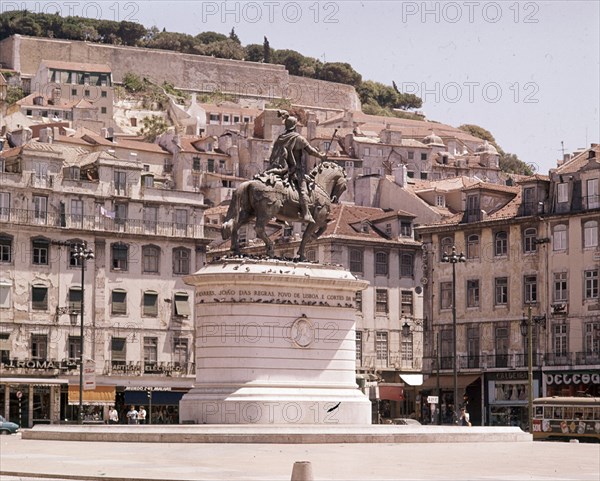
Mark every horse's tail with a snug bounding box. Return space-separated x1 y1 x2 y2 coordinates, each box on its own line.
221 182 247 240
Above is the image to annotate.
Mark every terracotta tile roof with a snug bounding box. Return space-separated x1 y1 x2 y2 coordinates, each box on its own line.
368 209 416 222
555 146 600 174
412 176 479 193
199 103 262 116
462 182 519 195
114 138 167 154
0 146 22 158
18 92 81 109
516 174 550 183
42 60 111 73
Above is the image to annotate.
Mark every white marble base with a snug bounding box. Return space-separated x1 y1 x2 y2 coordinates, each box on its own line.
180 258 371 425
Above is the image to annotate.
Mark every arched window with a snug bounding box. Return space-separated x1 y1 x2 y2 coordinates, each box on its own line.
349 249 363 273
523 228 537 253
173 247 191 275
375 251 389 276
494 231 508 257
142 245 160 273
440 236 453 261
467 234 480 259
553 224 567 251
583 220 598 248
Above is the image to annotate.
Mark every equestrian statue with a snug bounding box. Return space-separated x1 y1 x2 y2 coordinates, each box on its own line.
221 110 347 260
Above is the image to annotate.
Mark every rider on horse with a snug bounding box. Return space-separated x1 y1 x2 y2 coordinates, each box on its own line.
265 110 327 223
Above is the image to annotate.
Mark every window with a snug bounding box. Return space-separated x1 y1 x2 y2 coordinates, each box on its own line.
174 292 190 317
584 270 599 299
33 195 47 224
375 331 388 364
441 282 453 309
305 249 317 262
32 238 49 265
495 277 508 305
401 332 413 362
111 289 127 315
495 327 509 367
68 243 83 267
68 336 81 361
400 222 412 237
100 107 107 114
467 327 480 368
0 235 12 263
68 166 80 180
553 272 568 302
207 159 215 172
32 285 48 310
143 175 154 188
173 338 189 368
173 247 190 275
143 337 158 372
31 334 47 360
101 91 107 98
0 280 12 308
375 289 388 314
355 331 363 363
375 252 389 276
192 157 201 171
494 231 508 256
524 275 537 304
114 170 127 194
143 291 158 316
68 287 82 312
111 337 126 366
440 236 453 261
467 280 480 308
557 183 569 203
583 220 598 248
584 322 599 355
349 249 363 274
174 209 188 234
144 206 157 233
553 224 567 251
111 243 128 271
71 199 83 227
142 245 160 274
401 290 413 315
586 178 599 209
114 203 127 227
553 324 568 357
436 195 445 207
421 153 427 161
71 88 77 96
355 291 362 311
0 192 10 221
523 228 537 253
466 234 480 259
467 195 480 222
364 147 370 156
408 151 414 160
400 252 414 277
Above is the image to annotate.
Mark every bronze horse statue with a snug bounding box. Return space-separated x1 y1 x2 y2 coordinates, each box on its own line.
221 161 347 260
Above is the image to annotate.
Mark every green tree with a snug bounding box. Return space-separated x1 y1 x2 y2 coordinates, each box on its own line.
196 39 245 60
144 31 196 53
458 124 503 154
499 152 534 175
122 72 145 92
395 92 422 110
117 21 146 46
140 115 169 142
195 31 228 44
319 62 362 86
272 49 319 77
244 44 264 62
229 27 240 44
5 86 26 105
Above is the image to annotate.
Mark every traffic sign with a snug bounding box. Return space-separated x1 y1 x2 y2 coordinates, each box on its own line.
16 390 22 399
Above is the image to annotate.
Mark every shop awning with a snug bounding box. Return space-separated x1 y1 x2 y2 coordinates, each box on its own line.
420 374 480 391
68 385 115 405
400 374 424 386
0 377 68 386
124 390 185 406
379 384 405 401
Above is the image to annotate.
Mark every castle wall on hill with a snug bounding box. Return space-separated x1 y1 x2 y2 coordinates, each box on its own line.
0 35 360 111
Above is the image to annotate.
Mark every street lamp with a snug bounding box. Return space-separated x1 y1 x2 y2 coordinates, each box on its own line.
520 306 546 433
441 245 466 424
71 242 95 424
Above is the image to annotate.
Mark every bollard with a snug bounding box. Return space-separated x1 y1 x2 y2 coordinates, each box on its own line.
291 461 314 481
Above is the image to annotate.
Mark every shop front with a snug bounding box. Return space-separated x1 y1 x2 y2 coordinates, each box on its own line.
486 371 540 430
419 374 480 425
65 385 116 422
544 370 600 397
122 387 188 424
0 377 67 427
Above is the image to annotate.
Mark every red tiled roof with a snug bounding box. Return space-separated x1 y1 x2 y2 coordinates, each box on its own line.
555 146 600 174
42 60 111 73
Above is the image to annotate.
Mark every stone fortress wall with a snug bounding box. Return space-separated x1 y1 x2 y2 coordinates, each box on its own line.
0 35 360 111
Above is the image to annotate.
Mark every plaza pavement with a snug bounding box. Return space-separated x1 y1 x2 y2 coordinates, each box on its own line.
1 431 599 481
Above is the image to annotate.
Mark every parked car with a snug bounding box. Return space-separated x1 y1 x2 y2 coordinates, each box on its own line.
0 415 19 434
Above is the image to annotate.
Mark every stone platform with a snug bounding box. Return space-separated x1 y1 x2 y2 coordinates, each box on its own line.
22 424 532 443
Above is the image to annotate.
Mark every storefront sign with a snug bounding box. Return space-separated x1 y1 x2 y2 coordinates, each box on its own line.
83 360 96 391
124 386 173 391
110 361 183 375
545 372 600 386
1 358 78 371
488 371 528 381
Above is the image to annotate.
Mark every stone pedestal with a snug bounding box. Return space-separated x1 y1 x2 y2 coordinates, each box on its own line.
180 258 371 424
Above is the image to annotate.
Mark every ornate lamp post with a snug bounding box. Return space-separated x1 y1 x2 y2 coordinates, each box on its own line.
71 243 95 424
520 306 546 433
441 245 466 424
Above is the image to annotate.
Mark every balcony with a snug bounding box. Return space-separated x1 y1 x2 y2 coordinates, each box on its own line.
575 351 600 365
30 173 54 189
0 208 204 239
103 360 195 376
544 353 573 366
583 194 600 210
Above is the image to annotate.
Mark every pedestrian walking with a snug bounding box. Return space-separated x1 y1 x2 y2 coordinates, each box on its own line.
108 406 119 424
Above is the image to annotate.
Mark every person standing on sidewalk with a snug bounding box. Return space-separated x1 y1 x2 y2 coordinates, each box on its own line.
126 405 138 425
138 406 147 425
108 406 119 424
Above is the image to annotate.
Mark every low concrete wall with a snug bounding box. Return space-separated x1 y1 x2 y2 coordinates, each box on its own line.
23 424 532 444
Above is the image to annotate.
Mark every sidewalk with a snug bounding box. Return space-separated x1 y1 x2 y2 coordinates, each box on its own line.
1 432 599 481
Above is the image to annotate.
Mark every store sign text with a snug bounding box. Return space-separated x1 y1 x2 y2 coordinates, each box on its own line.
545 373 600 386
1 358 77 371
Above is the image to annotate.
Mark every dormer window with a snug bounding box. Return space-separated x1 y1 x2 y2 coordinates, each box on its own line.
400 221 412 237
557 183 569 203
436 195 445 207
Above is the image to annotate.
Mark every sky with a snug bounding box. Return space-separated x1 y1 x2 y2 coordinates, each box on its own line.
4 0 599 173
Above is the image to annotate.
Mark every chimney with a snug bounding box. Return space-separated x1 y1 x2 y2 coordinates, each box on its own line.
39 128 49 143
393 164 407 187
51 87 61 105
101 128 108 138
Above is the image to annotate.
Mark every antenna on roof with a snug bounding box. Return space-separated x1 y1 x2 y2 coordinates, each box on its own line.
561 141 565 158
